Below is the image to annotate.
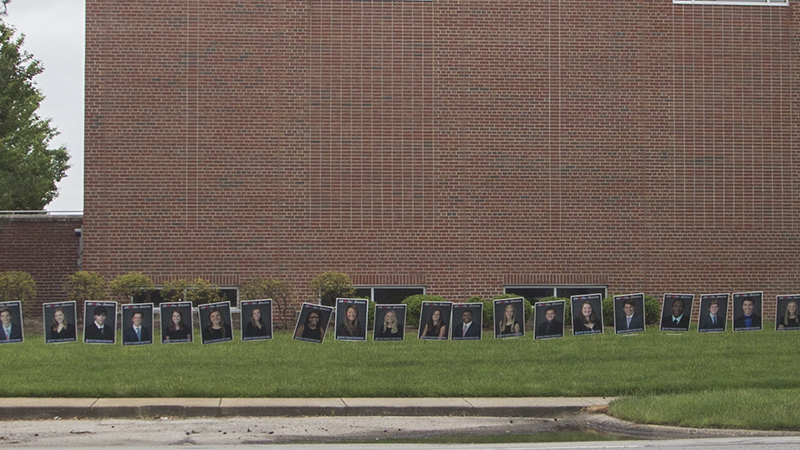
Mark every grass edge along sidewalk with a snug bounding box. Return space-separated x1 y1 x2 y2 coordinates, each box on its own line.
1 326 798 431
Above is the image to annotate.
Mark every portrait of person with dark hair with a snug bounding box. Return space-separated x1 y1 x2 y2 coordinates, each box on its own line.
0 302 23 343
494 298 524 338
614 294 645 334
242 300 273 341
660 294 693 332
294 303 333 344
161 302 193 343
122 304 153 345
571 294 603 336
45 302 77 343
776 295 800 331
698 294 728 333
335 299 368 341
419 301 452 340
535 301 564 339
200 302 233 344
452 303 482 340
733 292 762 331
374 304 406 341
84 302 117 344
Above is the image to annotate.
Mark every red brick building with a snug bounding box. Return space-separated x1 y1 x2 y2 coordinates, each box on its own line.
84 0 799 316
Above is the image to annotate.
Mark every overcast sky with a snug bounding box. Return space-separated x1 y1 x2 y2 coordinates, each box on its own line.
4 0 85 212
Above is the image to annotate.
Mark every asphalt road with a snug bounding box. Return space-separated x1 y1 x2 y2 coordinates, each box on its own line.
1 416 799 449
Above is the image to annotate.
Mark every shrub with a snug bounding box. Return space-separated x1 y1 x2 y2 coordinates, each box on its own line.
0 271 36 314
241 278 292 330
401 294 447 328
309 272 355 307
64 271 107 303
162 278 223 307
109 272 154 304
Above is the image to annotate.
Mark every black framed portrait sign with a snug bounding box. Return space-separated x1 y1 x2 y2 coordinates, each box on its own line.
660 293 694 332
776 294 800 331
534 300 564 340
43 301 77 344
571 294 603 336
294 303 333 344
732 291 763 332
419 301 452 340
335 298 368 341
0 301 23 344
451 302 483 341
241 299 273 341
199 302 233 344
374 304 406 342
83 301 117 345
160 302 193 344
121 303 153 346
614 293 645 334
697 293 728 333
494 297 525 338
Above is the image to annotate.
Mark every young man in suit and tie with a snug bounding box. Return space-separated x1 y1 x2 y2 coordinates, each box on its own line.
617 299 644 332
661 298 690 331
734 297 762 331
0 307 22 343
452 309 481 340
698 299 724 331
536 306 564 338
123 311 151 344
85 305 115 343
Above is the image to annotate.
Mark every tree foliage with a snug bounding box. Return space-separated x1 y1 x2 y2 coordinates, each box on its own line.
309 272 355 307
0 22 69 210
0 270 36 314
162 278 223 307
109 272 154 304
63 271 107 303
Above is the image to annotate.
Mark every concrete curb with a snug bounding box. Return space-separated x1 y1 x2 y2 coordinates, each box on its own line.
581 414 800 439
0 397 612 420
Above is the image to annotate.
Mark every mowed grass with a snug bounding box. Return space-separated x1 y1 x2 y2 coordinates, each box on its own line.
3 325 800 430
1 324 796 400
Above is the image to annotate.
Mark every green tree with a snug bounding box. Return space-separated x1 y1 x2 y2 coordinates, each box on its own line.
309 272 355 307
0 22 69 210
0 270 36 314
109 272 154 304
63 271 107 303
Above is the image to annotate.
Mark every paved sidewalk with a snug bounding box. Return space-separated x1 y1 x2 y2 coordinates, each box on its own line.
0 397 611 420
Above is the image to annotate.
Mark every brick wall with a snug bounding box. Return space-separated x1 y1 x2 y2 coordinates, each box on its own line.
84 0 800 319
0 215 82 311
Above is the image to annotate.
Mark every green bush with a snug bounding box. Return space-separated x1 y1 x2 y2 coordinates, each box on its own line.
309 272 355 307
162 278 223 307
401 294 447 328
109 272 154 304
64 271 107 303
0 271 36 314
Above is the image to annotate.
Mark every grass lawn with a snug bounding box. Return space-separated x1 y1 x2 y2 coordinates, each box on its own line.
1 325 797 430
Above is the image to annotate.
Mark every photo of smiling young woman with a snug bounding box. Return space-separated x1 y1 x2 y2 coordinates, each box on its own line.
241 299 273 341
200 302 233 344
293 303 333 344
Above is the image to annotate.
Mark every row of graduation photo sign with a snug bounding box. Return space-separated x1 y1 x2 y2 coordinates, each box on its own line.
0 291 797 345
